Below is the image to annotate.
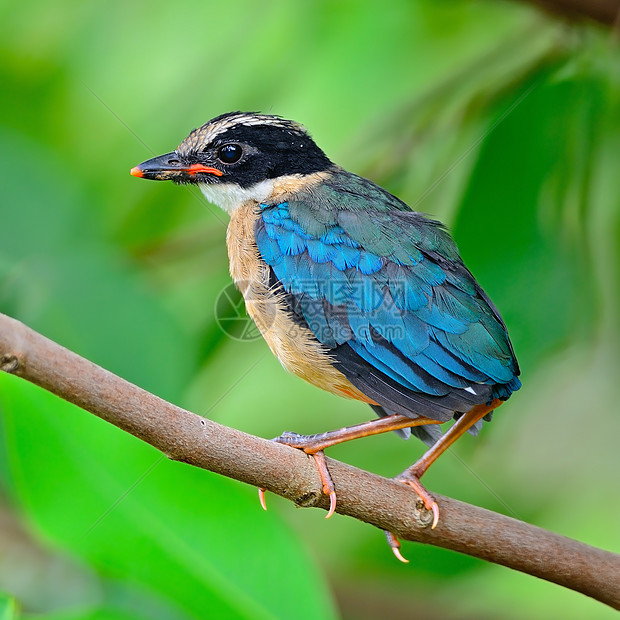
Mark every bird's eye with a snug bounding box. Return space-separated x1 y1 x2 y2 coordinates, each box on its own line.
217 144 243 164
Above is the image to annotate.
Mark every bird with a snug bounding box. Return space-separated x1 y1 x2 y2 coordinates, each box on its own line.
131 111 521 561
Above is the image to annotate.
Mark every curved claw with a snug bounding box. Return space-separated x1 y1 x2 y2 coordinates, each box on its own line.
385 530 409 563
391 545 409 564
311 451 338 518
429 501 439 530
396 475 440 529
262 435 339 518
258 487 268 511
326 491 337 519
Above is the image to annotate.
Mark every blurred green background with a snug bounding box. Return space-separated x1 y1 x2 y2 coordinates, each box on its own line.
1 1 619 618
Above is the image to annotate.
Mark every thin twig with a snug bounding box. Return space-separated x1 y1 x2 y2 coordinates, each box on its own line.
521 0 620 26
0 312 618 609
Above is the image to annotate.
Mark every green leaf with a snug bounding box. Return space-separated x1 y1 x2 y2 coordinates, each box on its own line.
0 595 18 620
0 374 338 620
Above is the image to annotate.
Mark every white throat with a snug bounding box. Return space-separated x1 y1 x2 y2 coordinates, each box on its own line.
198 179 275 213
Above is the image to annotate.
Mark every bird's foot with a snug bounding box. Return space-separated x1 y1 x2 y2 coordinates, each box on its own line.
258 432 337 519
394 471 439 530
385 530 409 563
382 472 439 563
310 450 337 518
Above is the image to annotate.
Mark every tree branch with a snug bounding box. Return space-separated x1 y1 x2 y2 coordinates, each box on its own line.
517 0 620 26
0 312 618 609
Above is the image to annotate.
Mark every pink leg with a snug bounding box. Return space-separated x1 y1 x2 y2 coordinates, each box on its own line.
395 400 503 530
259 413 442 517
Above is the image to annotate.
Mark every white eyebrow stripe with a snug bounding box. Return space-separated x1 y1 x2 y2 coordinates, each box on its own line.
179 114 306 153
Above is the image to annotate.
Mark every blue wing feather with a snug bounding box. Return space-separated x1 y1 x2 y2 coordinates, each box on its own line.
255 179 520 421
347 340 447 395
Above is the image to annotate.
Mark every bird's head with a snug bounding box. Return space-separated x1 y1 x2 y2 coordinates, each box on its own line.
131 112 332 212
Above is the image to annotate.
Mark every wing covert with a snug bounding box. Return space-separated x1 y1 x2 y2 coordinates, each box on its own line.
254 188 520 418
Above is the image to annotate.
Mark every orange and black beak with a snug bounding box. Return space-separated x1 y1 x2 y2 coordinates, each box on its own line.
130 152 223 181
